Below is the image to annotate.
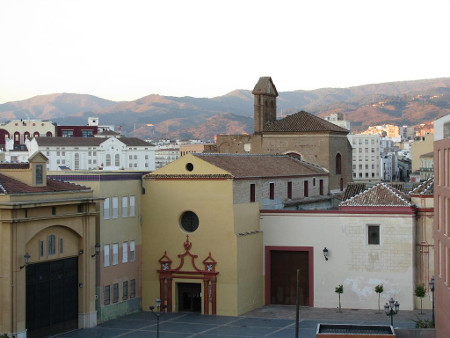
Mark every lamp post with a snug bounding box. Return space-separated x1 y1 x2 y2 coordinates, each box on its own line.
150 298 166 338
429 276 435 324
384 297 400 326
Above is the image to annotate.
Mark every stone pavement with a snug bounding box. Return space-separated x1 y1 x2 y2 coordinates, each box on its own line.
53 306 432 338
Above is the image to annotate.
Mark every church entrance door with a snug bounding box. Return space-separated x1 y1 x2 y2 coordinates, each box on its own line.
178 283 202 312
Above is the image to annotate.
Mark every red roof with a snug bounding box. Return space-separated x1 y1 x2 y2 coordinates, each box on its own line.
0 174 90 194
263 111 349 133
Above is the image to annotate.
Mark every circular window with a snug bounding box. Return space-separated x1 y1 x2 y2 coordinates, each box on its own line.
180 211 199 232
186 163 194 172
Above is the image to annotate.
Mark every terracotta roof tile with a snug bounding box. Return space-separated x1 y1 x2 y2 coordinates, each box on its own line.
0 163 30 169
409 177 434 195
0 174 90 194
263 111 349 133
340 183 412 207
193 153 328 178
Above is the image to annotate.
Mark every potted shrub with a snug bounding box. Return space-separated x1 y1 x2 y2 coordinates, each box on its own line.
375 284 384 313
335 284 343 312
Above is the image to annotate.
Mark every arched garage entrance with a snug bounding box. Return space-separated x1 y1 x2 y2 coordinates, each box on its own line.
26 257 79 338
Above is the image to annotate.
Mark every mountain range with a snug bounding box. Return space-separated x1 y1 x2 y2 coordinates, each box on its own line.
1 78 450 140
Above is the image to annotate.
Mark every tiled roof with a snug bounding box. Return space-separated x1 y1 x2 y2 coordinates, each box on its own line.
252 77 278 97
263 111 349 133
0 174 90 194
343 183 368 201
340 183 412 207
409 177 434 195
119 137 151 146
0 163 30 169
35 136 150 147
193 153 328 178
419 152 434 158
35 137 104 147
97 130 120 136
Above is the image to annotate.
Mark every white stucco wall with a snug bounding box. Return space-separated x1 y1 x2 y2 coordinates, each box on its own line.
261 211 415 310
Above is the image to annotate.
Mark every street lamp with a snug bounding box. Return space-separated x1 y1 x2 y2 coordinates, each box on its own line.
20 253 31 270
384 297 400 326
150 299 167 338
429 276 435 324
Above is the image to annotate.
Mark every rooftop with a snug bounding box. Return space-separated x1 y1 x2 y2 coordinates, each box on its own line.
194 153 328 179
0 174 89 194
263 111 349 133
340 183 412 207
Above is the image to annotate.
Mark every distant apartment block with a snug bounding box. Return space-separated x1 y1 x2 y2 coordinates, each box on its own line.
155 144 179 169
324 113 351 131
347 134 380 182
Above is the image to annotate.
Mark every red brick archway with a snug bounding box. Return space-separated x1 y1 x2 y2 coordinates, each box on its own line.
158 236 219 314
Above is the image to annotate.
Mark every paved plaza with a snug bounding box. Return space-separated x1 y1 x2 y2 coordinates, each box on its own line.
53 305 431 338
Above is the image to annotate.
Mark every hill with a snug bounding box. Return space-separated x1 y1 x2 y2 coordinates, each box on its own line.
1 78 450 139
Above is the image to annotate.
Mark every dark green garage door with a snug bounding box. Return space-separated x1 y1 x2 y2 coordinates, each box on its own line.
26 257 78 338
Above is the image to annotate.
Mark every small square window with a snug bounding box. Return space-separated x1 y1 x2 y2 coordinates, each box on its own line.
368 225 380 245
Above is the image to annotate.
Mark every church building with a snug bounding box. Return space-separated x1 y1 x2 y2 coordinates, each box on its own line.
216 77 352 192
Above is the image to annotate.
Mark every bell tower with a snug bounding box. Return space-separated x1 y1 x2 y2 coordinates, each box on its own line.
252 77 278 134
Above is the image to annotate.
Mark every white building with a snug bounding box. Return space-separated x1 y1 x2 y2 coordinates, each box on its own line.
154 144 180 169
347 134 381 182
26 136 156 171
261 183 416 310
324 113 351 131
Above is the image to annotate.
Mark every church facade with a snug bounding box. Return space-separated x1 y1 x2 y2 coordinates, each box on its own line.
216 77 352 192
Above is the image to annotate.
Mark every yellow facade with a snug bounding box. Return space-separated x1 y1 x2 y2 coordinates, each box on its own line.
142 154 263 316
0 154 98 337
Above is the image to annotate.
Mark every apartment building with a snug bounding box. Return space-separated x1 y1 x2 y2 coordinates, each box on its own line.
347 134 381 182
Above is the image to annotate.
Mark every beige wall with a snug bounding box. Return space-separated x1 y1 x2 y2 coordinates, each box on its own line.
0 191 97 336
261 211 415 310
411 134 434 172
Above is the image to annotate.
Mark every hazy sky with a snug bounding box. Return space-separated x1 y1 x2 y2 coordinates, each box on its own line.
1 0 449 104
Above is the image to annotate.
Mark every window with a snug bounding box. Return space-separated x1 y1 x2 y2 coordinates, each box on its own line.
112 243 118 265
104 244 110 267
122 242 128 263
48 234 56 255
304 181 309 197
336 153 342 174
368 225 380 245
122 196 128 217
112 197 118 218
39 240 44 257
104 198 110 219
130 196 135 217
269 183 274 200
81 129 93 137
104 285 110 305
313 178 316 186
61 130 73 137
59 238 63 254
36 164 43 185
74 153 80 170
287 182 292 199
130 279 136 298
250 184 256 202
115 154 120 167
113 283 119 303
319 179 324 195
52 207 56 215
123 281 128 300
130 241 136 262
106 154 111 167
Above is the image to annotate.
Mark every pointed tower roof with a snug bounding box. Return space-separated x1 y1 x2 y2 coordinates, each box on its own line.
340 183 412 207
252 77 278 97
